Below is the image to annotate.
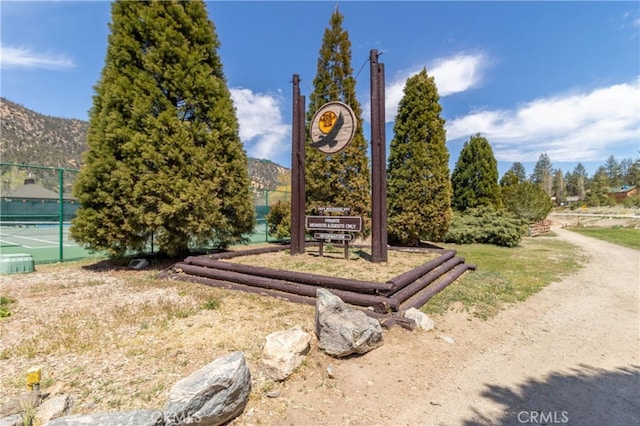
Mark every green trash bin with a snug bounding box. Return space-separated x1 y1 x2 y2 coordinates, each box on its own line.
0 254 35 274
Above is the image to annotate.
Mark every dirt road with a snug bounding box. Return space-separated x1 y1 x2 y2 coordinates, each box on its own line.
275 226 640 425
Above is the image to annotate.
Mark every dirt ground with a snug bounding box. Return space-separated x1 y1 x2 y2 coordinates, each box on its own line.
1 216 638 425
274 221 640 425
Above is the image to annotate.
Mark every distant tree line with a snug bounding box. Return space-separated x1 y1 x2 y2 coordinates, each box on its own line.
505 153 640 207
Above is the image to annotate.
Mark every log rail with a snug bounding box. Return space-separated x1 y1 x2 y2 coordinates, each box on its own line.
165 243 476 326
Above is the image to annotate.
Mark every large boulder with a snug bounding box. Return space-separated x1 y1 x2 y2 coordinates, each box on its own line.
45 409 164 426
164 351 251 426
315 289 383 358
260 326 311 381
36 394 73 424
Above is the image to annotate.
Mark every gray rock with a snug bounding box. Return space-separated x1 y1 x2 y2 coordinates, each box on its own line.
0 390 41 417
45 409 164 426
0 414 23 426
403 307 435 331
36 394 73 424
164 351 251 426
315 288 383 358
260 326 311 381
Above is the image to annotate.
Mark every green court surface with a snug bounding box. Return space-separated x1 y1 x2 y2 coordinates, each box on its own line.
0 223 100 264
0 222 275 264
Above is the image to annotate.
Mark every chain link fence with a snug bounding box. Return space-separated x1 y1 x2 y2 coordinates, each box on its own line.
251 189 291 243
1 162 292 263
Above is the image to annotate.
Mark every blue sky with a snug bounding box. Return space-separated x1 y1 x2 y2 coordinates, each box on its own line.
1 1 639 178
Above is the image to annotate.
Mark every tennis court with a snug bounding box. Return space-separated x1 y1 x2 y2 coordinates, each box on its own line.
0 222 98 264
0 220 276 264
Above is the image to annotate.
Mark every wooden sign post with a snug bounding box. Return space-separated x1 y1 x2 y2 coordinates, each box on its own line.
370 49 388 263
290 74 306 255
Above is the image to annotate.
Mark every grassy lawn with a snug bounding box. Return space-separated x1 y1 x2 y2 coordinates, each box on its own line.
226 236 585 321
565 227 640 250
422 235 585 319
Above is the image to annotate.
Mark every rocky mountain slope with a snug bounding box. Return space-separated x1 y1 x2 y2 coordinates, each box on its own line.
0 98 289 191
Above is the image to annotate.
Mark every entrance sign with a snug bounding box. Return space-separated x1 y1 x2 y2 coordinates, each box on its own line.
306 216 362 232
309 101 356 154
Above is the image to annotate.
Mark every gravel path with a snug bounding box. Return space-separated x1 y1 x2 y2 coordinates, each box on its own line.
399 226 640 425
277 226 639 425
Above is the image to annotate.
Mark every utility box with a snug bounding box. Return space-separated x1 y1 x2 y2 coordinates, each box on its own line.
0 254 35 274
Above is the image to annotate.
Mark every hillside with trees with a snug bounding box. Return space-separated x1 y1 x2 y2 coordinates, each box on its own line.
0 99 289 194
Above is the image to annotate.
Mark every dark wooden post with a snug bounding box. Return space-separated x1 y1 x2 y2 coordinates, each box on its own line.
291 74 306 255
370 50 388 262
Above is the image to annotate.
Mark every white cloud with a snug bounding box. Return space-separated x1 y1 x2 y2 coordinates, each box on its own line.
0 44 74 70
230 88 290 161
446 78 640 162
366 52 488 122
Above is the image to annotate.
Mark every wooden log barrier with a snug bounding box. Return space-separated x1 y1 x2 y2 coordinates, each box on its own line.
183 257 393 294
387 250 456 291
205 244 291 260
389 257 464 305
171 272 317 306
399 263 474 311
173 263 398 311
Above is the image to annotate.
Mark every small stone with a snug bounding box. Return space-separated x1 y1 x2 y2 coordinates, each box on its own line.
325 365 336 379
437 334 456 344
266 390 281 398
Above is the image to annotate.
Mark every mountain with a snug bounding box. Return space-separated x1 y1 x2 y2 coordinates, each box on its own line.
1 98 88 169
0 98 289 192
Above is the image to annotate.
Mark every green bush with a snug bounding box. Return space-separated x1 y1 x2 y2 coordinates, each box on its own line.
0 296 16 319
444 206 527 247
265 200 291 240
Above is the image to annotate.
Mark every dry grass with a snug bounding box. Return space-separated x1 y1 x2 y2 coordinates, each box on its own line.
0 247 438 420
0 260 317 416
228 245 439 282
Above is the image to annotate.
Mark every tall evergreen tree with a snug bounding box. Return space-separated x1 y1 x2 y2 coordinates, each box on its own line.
587 166 612 206
553 168 566 204
386 69 452 245
451 134 502 211
71 0 254 257
305 7 371 235
625 158 640 186
500 162 527 186
604 155 622 187
531 153 554 196
567 162 588 200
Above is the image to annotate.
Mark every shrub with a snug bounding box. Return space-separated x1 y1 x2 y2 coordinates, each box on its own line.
444 206 527 247
0 296 16 319
265 200 291 240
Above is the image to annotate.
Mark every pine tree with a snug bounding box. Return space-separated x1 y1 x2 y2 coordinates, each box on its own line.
553 168 566 204
304 7 371 235
451 134 502 211
387 69 452 245
501 181 553 223
531 153 554 196
604 155 622 187
625 158 640 186
500 162 527 186
567 163 587 200
587 166 612 206
71 0 254 257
